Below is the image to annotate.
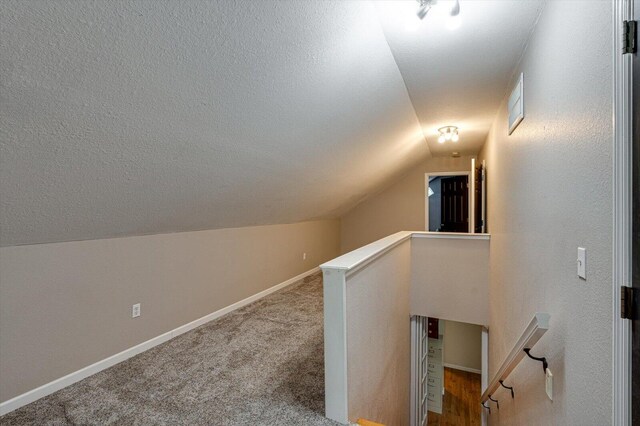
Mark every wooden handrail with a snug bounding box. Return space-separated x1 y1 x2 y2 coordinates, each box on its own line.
480 312 550 403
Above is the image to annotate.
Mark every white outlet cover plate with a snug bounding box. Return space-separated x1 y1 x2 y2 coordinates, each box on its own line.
545 368 553 400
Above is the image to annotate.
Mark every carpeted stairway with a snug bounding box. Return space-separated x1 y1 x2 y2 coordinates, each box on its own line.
0 272 338 425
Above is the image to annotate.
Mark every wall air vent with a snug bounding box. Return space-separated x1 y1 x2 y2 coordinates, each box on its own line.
508 73 524 134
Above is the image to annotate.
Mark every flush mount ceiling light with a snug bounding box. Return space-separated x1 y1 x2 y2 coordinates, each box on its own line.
437 126 459 143
416 0 460 20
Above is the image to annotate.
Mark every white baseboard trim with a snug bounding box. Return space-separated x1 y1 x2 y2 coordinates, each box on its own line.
444 363 482 375
0 267 320 416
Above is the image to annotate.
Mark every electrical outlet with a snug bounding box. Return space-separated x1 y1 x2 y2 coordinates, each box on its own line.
132 303 141 318
303 252 307 260
545 368 553 400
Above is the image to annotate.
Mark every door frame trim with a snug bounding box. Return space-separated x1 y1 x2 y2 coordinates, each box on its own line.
481 327 488 426
612 0 633 424
424 171 472 233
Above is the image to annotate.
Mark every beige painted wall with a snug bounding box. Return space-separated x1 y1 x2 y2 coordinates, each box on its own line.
410 236 489 326
443 320 482 372
346 240 411 426
340 155 476 253
478 1 612 424
0 219 340 403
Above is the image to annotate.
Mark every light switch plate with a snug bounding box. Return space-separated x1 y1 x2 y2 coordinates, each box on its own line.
577 247 586 279
132 303 141 318
545 368 553 400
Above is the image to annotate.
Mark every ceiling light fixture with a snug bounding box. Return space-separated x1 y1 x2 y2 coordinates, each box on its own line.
416 1 431 19
416 0 461 20
437 126 459 143
450 0 460 17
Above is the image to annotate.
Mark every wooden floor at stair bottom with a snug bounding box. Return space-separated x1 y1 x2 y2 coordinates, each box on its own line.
427 367 481 426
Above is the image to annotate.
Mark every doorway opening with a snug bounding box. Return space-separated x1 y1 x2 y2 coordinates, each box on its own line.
425 160 486 234
411 316 485 426
425 172 470 232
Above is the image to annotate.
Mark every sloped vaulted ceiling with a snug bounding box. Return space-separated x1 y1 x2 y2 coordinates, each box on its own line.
0 0 543 246
0 0 427 246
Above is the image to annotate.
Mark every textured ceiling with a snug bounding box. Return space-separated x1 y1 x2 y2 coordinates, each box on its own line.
0 0 542 246
0 0 427 246
376 0 544 156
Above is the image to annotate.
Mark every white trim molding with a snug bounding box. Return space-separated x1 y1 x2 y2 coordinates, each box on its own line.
612 0 633 424
0 267 320 416
322 268 349 424
320 231 490 273
443 363 482 375
411 231 490 240
481 327 489 426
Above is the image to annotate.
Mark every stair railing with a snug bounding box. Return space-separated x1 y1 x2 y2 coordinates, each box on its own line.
480 312 550 408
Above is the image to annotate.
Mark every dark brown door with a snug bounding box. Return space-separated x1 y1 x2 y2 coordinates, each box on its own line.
440 176 468 232
427 317 439 339
632 2 639 422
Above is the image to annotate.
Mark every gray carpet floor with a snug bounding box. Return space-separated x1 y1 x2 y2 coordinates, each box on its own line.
1 272 338 425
